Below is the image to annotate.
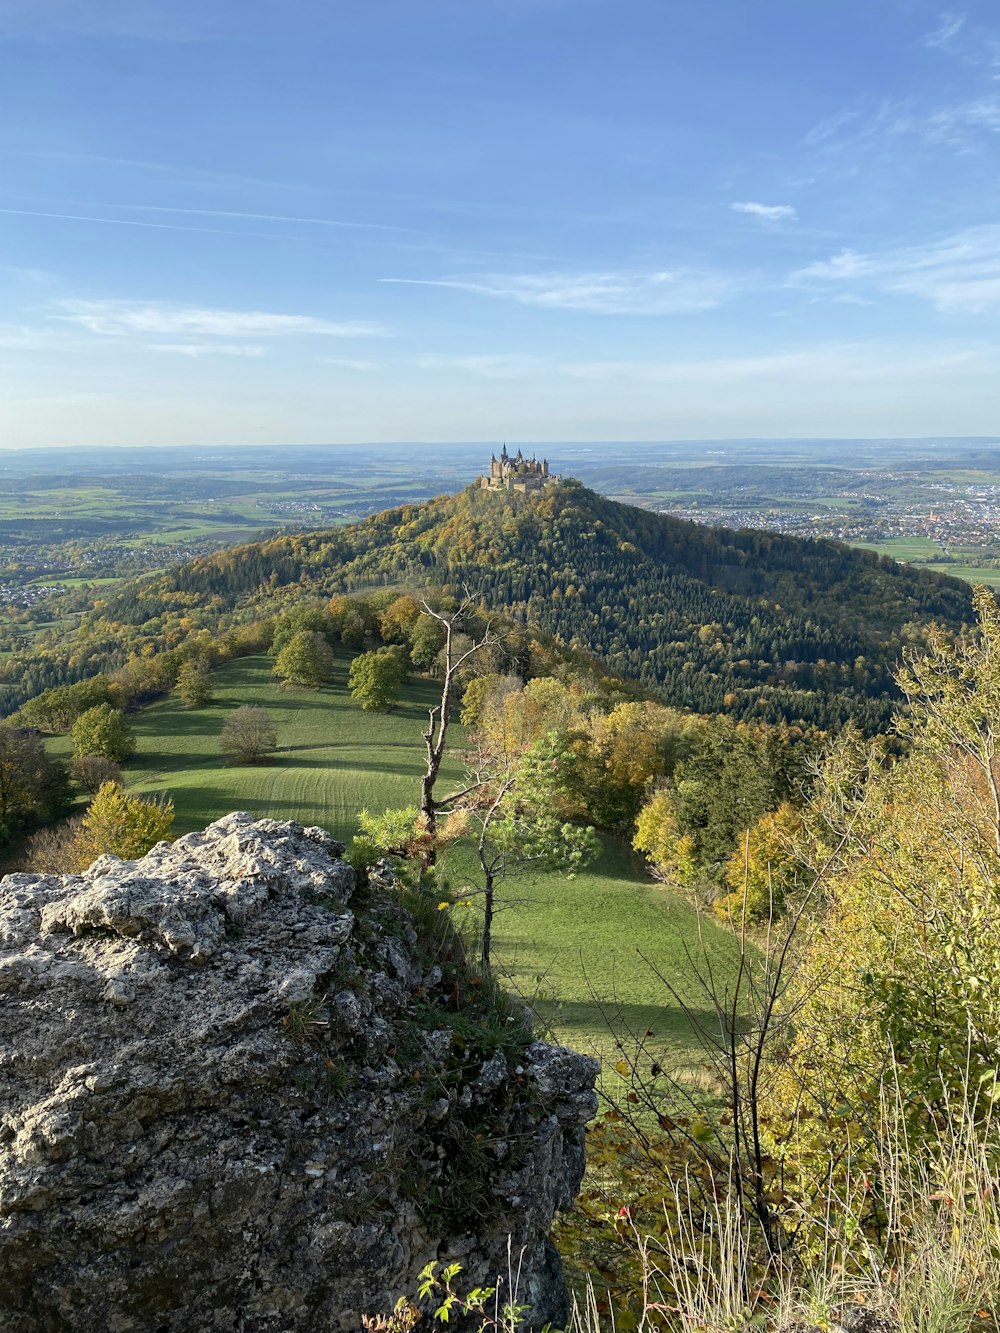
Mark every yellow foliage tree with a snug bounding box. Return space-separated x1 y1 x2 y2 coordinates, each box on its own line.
73 781 175 868
717 801 807 922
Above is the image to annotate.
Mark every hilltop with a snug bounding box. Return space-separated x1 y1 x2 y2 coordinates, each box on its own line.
7 479 974 730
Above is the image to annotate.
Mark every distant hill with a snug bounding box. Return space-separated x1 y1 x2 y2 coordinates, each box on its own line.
81 478 970 732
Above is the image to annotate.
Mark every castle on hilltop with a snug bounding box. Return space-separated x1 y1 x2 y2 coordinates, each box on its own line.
478 445 558 493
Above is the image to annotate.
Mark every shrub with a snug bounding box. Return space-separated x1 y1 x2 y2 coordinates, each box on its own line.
74 782 174 864
220 705 278 764
70 753 123 795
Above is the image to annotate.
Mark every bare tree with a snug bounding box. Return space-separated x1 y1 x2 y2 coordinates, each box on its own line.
418 596 503 863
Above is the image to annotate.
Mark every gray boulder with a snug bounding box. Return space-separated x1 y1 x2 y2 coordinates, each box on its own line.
0 813 598 1331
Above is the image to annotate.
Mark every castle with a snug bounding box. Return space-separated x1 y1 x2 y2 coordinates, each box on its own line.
478 445 557 493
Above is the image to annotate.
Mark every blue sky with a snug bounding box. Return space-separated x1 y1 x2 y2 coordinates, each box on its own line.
3 0 1000 447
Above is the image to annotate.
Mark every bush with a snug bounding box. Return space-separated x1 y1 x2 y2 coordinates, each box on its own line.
25 818 86 874
74 782 174 864
220 705 278 764
70 753 123 795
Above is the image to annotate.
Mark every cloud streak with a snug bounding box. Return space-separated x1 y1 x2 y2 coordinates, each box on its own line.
923 11 967 50
55 300 386 338
381 268 731 315
151 343 266 358
731 201 797 223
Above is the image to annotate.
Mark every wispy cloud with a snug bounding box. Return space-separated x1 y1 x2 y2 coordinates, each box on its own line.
0 324 58 351
416 353 542 379
55 300 386 338
78 201 409 234
381 269 731 315
804 88 1000 157
731 201 797 223
924 11 967 50
150 343 265 358
321 357 378 371
923 97 1000 146
0 205 356 244
408 344 983 386
803 108 863 147
791 225 1000 312
560 343 984 384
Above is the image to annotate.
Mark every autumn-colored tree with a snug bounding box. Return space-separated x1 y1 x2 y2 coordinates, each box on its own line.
765 587 1000 1223
632 789 697 885
378 594 422 645
176 656 214 708
717 801 808 922
70 703 136 763
73 781 175 866
584 701 678 830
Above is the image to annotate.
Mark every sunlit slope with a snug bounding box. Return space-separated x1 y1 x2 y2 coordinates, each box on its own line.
84 653 740 1065
99 479 974 731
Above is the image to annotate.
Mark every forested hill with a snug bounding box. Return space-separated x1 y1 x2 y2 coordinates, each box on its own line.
31 480 975 731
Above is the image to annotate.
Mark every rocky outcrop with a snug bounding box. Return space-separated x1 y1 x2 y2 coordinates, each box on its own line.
0 813 598 1332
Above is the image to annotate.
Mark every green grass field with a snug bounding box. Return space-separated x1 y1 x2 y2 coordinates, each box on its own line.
926 563 1000 588
853 537 941 561
71 653 741 1072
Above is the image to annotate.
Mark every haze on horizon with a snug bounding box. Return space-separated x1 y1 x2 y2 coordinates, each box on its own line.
3 0 1000 449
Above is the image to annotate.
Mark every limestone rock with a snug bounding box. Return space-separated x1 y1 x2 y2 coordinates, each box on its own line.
0 813 598 1331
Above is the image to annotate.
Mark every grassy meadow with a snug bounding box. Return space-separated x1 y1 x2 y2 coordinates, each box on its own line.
54 652 741 1071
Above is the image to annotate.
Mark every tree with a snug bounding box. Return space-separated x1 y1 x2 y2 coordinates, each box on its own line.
176 657 214 708
718 801 808 922
0 723 72 842
74 782 174 865
461 730 598 970
632 788 697 886
270 601 333 657
349 645 408 712
220 705 278 764
896 583 1000 855
378 594 422 645
273 630 335 689
407 614 447 670
70 753 123 795
70 703 136 764
18 676 113 734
